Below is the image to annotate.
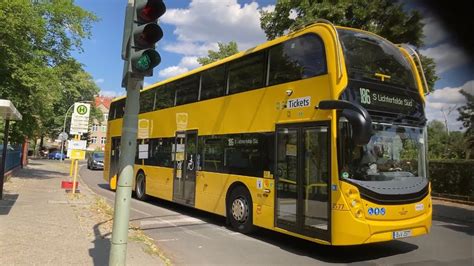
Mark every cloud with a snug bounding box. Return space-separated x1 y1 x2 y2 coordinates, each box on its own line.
160 0 273 80
425 80 473 130
94 78 105 84
420 43 470 74
158 56 202 79
422 15 449 46
99 90 124 98
163 42 217 57
158 66 188 79
162 0 268 49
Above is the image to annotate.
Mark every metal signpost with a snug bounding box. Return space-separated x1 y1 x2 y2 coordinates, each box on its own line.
109 1 165 265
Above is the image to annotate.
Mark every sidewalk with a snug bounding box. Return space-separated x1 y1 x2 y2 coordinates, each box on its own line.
0 159 165 265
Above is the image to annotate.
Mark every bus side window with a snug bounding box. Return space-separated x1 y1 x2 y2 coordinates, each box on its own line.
155 84 176 110
175 75 199 106
228 52 265 94
139 88 156 113
201 137 224 173
108 101 116 120
200 65 226 101
115 99 126 119
268 34 327 86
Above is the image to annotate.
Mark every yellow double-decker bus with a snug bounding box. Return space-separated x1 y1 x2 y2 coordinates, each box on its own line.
104 21 431 245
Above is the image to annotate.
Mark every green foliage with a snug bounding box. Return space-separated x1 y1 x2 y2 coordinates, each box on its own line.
457 89 474 159
197 42 239 66
429 160 474 198
259 0 438 91
0 1 99 143
428 120 467 160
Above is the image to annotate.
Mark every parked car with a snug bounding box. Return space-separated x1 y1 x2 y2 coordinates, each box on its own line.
87 151 104 170
48 151 66 160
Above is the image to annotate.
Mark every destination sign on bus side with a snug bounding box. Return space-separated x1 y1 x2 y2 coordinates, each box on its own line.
359 88 414 111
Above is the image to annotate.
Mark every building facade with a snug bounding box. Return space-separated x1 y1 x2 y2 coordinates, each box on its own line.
88 96 112 151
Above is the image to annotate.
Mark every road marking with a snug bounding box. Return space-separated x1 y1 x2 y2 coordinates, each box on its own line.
156 238 179 242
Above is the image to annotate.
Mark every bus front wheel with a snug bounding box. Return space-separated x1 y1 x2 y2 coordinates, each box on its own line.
227 186 255 234
135 171 148 201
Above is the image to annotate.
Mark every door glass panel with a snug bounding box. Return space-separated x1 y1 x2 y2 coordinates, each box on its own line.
303 127 329 230
184 132 197 205
276 128 298 224
173 134 186 200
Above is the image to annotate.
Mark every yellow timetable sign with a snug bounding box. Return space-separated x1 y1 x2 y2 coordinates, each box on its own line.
70 149 86 160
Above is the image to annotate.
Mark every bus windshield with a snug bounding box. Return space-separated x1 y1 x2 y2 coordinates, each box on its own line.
338 29 417 90
340 124 427 182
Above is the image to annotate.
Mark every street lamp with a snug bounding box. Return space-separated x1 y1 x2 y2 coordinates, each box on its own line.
59 101 93 162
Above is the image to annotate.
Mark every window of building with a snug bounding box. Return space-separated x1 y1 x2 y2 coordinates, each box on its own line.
101 125 106 132
91 136 97 144
103 114 108 121
268 34 327 86
100 137 106 144
200 65 226 101
228 52 265 94
92 124 98 132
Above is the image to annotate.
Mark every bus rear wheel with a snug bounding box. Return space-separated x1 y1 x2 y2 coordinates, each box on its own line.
227 186 255 234
135 172 148 201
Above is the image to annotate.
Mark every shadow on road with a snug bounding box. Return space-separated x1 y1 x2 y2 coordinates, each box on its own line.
83 168 420 262
433 203 473 236
88 220 111 265
125 195 418 263
251 228 418 263
0 194 18 215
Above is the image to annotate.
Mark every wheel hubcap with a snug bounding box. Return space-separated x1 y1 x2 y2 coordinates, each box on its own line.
137 175 144 197
231 197 248 222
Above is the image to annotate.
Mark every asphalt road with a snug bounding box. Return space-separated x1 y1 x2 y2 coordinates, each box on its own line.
79 164 473 265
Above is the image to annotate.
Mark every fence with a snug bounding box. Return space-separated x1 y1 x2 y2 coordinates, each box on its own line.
0 144 22 173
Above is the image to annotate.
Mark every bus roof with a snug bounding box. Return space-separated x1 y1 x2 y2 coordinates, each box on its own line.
110 23 390 103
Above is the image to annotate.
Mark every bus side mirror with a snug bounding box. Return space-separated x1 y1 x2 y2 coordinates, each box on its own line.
316 100 372 145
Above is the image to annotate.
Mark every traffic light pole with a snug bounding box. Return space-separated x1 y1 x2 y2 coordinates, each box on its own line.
109 76 142 266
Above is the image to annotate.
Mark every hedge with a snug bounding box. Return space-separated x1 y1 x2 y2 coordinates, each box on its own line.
429 160 474 200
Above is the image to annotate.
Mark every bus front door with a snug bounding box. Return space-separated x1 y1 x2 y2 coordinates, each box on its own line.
109 137 121 181
275 123 330 241
173 130 197 206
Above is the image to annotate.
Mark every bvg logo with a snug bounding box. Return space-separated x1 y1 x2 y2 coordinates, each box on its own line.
76 104 88 115
360 88 371 105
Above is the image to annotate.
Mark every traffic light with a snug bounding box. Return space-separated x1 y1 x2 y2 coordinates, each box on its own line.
122 0 166 83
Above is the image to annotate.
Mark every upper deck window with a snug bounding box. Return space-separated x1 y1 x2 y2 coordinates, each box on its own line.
228 52 265 94
175 75 199 106
338 29 417 90
200 65 226 101
269 34 326 86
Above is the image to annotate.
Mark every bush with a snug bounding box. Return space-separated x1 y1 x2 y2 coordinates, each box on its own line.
429 160 474 199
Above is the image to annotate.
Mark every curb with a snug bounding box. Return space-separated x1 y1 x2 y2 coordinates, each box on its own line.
432 196 474 206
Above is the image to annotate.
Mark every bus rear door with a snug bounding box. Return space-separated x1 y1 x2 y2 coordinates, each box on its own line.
173 130 198 206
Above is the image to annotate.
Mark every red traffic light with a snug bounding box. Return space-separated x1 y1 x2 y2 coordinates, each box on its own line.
137 0 166 22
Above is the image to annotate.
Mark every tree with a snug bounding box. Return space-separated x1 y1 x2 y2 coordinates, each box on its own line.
197 42 239 66
457 89 474 158
260 0 438 91
0 1 98 144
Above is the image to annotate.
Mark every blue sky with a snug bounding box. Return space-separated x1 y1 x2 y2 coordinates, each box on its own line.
73 0 472 130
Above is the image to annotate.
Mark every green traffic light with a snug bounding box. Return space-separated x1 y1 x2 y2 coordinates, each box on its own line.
136 54 152 71
131 49 161 73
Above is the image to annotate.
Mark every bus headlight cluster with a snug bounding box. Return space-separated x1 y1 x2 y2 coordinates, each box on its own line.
346 189 363 219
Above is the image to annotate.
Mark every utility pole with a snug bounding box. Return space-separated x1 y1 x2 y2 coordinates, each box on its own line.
109 1 165 265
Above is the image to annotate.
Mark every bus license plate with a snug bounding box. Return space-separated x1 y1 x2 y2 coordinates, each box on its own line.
393 230 411 239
